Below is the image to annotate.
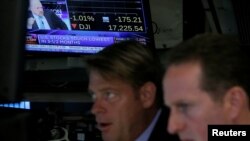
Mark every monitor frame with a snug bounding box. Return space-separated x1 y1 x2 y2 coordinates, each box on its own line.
0 0 28 102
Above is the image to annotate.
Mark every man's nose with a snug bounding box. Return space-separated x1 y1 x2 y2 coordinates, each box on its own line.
167 111 185 134
91 98 106 115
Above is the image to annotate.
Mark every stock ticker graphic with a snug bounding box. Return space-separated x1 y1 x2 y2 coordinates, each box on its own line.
26 0 152 54
68 0 145 32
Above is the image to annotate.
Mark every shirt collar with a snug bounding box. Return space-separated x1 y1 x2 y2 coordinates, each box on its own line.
135 109 162 141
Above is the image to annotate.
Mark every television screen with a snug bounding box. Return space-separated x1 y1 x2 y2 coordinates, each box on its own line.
26 0 155 55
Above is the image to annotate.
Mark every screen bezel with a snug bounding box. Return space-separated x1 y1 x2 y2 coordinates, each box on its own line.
0 0 28 102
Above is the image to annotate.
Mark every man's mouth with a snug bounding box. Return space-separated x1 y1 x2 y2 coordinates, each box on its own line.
97 123 112 132
180 138 194 141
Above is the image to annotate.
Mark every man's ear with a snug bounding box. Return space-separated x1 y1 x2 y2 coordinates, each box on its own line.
223 86 248 121
139 82 157 108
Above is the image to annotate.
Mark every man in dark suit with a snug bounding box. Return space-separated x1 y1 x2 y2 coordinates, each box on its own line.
27 0 68 30
86 40 180 141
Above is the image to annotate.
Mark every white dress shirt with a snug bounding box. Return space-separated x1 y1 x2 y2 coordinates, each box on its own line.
33 13 51 30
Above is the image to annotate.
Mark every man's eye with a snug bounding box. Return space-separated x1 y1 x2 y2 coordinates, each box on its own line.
89 92 96 101
92 94 97 100
177 103 190 113
104 92 116 101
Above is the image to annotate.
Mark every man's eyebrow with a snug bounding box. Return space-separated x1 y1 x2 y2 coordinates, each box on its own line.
88 87 111 94
168 100 189 106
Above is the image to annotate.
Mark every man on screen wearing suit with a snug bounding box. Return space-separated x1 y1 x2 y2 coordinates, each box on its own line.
27 0 68 30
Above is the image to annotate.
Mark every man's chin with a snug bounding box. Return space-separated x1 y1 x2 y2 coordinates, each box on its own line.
102 133 116 141
39 12 44 16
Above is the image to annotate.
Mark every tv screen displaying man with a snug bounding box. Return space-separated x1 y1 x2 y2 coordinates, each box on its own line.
27 0 68 30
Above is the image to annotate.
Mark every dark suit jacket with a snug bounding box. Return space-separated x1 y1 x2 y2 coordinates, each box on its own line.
148 106 180 141
28 9 68 30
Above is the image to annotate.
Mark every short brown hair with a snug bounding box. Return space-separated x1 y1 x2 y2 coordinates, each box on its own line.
86 40 164 106
164 33 250 104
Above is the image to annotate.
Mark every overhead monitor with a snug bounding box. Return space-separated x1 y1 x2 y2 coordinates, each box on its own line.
26 0 155 56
